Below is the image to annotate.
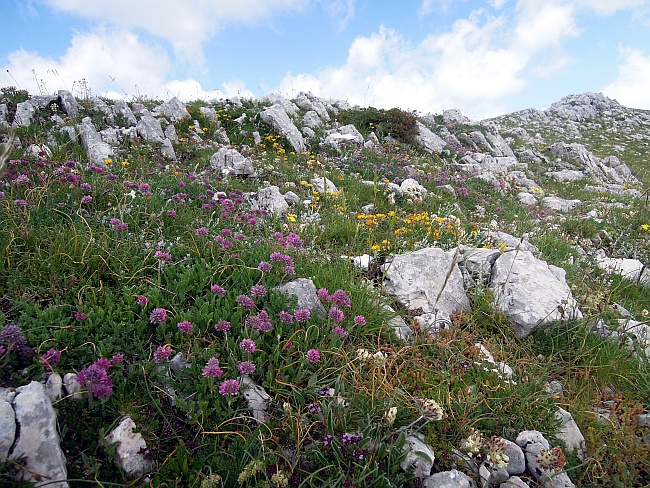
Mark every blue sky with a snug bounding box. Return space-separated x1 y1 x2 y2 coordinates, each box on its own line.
1 0 649 119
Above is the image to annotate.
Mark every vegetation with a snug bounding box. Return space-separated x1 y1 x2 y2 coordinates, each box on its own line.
0 88 649 487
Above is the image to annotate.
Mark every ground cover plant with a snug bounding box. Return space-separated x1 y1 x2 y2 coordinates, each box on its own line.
0 87 649 487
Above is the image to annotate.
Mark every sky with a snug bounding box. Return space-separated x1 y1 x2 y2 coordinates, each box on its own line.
1 0 649 119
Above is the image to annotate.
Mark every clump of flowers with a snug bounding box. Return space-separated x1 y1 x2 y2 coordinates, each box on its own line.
237 460 265 484
306 348 321 363
460 429 510 469
177 320 194 334
39 348 61 371
219 379 240 396
537 446 567 471
154 345 173 363
419 399 444 421
202 357 223 378
0 324 34 357
150 308 168 324
76 359 114 399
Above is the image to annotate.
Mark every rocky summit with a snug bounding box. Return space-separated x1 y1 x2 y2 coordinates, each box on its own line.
0 88 648 487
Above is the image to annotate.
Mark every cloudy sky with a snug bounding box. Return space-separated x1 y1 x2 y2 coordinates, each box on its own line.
1 0 649 119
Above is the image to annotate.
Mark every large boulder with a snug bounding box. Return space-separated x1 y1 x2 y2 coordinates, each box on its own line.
136 113 165 143
383 247 470 324
250 186 289 215
490 251 582 338
105 417 156 476
260 104 306 153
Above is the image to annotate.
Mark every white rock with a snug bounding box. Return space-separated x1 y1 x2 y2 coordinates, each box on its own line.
11 381 68 487
105 417 156 476
490 251 582 338
400 432 435 478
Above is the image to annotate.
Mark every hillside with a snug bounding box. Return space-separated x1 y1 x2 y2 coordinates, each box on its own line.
0 87 649 488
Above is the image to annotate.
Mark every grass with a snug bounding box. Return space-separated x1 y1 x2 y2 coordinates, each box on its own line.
0 88 649 487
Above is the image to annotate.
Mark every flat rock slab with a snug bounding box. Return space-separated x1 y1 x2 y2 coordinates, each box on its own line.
490 251 582 338
383 247 470 322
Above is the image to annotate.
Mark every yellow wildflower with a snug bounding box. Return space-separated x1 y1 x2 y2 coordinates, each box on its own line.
287 214 297 223
104 158 113 165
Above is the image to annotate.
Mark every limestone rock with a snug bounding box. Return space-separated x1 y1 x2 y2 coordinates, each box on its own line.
210 147 255 176
276 278 327 319
152 97 189 122
105 417 155 476
63 372 83 399
490 251 582 338
595 253 649 284
486 231 538 253
13 101 35 128
311 176 338 194
260 104 306 153
499 476 530 488
241 376 270 423
78 117 114 166
415 121 446 153
518 192 538 206
542 196 581 212
400 432 435 478
302 110 322 129
112 100 137 127
324 124 364 146
504 439 526 475
423 469 474 488
57 90 80 118
251 186 288 215
137 113 165 143
45 373 64 402
383 247 470 323
555 407 586 461
458 246 501 286
11 381 68 487
546 169 585 182
0 397 15 463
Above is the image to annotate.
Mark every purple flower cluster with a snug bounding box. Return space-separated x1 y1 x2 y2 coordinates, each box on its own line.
150 308 168 324
237 360 256 375
236 294 255 310
0 325 34 357
177 320 194 334
294 309 311 323
245 310 273 332
257 261 272 273
219 379 240 396
39 348 62 371
250 284 267 298
274 232 303 249
328 307 345 323
269 252 296 276
306 349 321 363
239 339 256 354
202 357 223 378
109 218 128 232
195 227 209 237
154 345 173 362
77 359 113 399
214 319 231 332
155 250 171 261
210 284 226 296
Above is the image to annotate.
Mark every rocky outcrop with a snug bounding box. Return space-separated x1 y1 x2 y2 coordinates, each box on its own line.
260 104 306 153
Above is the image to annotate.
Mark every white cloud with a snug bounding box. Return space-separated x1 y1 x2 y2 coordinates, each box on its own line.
418 0 453 17
1 29 170 99
42 0 308 63
327 0 356 28
574 0 647 15
603 46 650 109
513 1 579 53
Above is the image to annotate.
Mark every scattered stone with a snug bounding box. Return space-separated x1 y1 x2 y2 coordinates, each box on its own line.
276 278 327 319
310 176 338 194
63 372 83 399
105 417 156 476
486 231 538 253
555 407 587 461
542 196 581 212
503 439 526 476
401 432 435 478
57 90 80 118
210 147 255 176
423 469 474 488
458 246 501 286
416 121 446 153
78 117 114 166
251 186 288 215
137 113 165 143
518 192 538 206
11 381 68 487
12 101 35 127
0 397 15 463
302 110 322 129
595 252 649 284
260 104 306 153
112 100 137 126
383 247 470 323
546 169 585 182
324 124 364 146
241 376 270 423
45 373 64 402
152 97 190 122
490 251 583 338
499 476 530 488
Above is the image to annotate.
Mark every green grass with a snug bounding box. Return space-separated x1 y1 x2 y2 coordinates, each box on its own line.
0 92 649 487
